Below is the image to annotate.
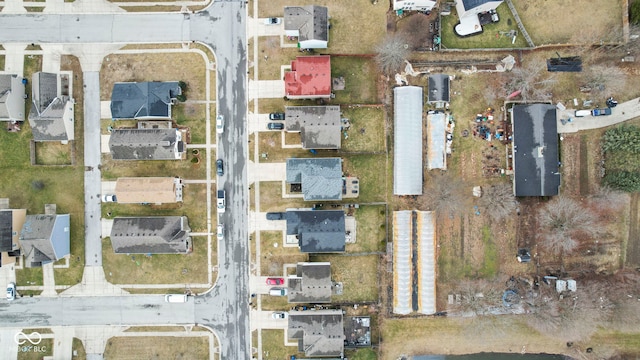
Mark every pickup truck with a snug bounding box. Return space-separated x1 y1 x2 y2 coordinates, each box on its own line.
217 189 226 213
591 108 612 116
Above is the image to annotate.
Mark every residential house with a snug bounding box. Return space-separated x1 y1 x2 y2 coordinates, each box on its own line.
286 158 342 201
511 103 560 197
393 210 436 315
286 210 346 253
287 262 332 303
29 72 75 142
0 208 27 267
109 128 185 160
19 214 70 268
0 74 26 122
427 74 450 108
284 56 332 100
109 216 192 254
393 86 423 195
110 81 181 120
285 106 341 149
393 0 437 12
288 309 344 357
284 5 329 49
454 0 504 36
115 177 183 204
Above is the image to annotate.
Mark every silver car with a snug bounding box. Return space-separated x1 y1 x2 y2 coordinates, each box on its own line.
6 282 16 301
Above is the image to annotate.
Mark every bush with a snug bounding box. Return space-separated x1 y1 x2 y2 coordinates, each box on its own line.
176 94 187 102
631 0 640 25
178 81 187 91
31 180 45 190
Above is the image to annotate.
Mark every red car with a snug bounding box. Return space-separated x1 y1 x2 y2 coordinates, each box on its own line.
266 278 284 285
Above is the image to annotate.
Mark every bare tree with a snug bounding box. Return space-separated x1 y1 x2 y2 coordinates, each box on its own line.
583 64 627 96
375 33 411 75
478 183 518 221
537 196 602 259
423 172 471 217
504 59 557 101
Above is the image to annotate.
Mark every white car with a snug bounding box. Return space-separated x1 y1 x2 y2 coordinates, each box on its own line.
102 194 117 202
217 224 224 241
272 311 288 319
264 17 281 25
6 282 16 301
216 115 224 134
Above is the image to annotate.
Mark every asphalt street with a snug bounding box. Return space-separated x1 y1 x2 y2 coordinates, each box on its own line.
0 1 250 359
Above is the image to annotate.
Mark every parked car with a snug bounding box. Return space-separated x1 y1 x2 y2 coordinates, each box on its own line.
216 115 224 134
165 294 188 303
6 282 15 301
272 312 288 320
266 277 285 285
264 17 281 25
217 189 226 213
217 224 224 241
591 108 612 116
267 122 284 130
266 212 285 220
102 194 117 203
216 159 224 176
269 287 287 296
269 112 285 120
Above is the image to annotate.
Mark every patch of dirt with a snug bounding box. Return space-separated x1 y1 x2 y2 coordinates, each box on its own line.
626 193 640 267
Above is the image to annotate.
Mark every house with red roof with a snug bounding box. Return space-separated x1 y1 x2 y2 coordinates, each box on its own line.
284 56 332 100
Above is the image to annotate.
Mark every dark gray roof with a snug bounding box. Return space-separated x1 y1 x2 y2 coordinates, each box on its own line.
461 0 496 11
0 211 12 252
286 210 345 253
286 158 342 201
288 309 344 357
29 72 74 141
284 6 329 43
109 128 184 160
512 104 560 196
110 82 181 119
285 106 341 149
110 216 191 254
19 214 70 267
288 262 332 303
428 74 450 103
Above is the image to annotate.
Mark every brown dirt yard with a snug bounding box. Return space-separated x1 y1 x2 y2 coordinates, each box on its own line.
513 0 625 45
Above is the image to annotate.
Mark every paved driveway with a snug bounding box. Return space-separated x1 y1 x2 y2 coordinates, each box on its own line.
558 97 640 133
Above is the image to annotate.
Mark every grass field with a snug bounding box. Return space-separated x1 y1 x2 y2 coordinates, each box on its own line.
259 182 307 212
260 330 299 360
103 336 209 360
101 236 210 285
331 57 380 104
257 131 338 163
440 3 529 49
256 0 387 54
342 153 388 203
16 339 53 360
101 152 207 180
72 338 86 359
341 107 386 153
349 205 386 253
513 0 624 45
34 142 72 165
99 52 206 101
256 36 298 81
259 231 308 275
310 254 379 302
173 103 208 145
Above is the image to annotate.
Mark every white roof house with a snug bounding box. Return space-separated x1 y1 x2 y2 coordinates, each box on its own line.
454 0 504 36
393 86 423 195
393 0 437 12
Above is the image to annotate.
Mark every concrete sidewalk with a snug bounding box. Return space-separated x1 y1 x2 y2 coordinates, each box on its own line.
41 263 57 297
558 97 640 133
61 267 128 296
2 44 26 75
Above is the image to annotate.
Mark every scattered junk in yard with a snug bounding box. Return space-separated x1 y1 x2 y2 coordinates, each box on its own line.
547 52 582 72
472 186 482 197
606 97 618 108
445 115 455 155
502 289 519 307
332 76 345 91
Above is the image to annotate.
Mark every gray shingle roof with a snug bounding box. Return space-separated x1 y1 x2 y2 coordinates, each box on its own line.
284 6 329 44
427 74 450 103
288 309 344 357
109 128 184 160
286 158 342 201
110 216 191 254
512 104 560 196
285 106 341 149
110 82 181 119
29 72 75 141
286 210 345 253
0 211 12 252
288 262 332 303
19 214 70 268
0 74 26 121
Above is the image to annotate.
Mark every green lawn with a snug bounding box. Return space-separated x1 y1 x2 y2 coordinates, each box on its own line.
17 338 53 360
101 152 207 180
261 330 300 360
349 205 386 253
101 236 209 285
103 336 209 359
259 231 308 275
173 103 208 145
346 348 378 360
310 254 379 302
341 107 386 153
331 57 379 104
342 153 388 203
440 3 529 49
258 182 307 213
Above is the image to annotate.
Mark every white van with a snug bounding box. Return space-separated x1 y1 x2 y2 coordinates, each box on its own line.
574 110 591 117
269 288 287 296
164 294 188 303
